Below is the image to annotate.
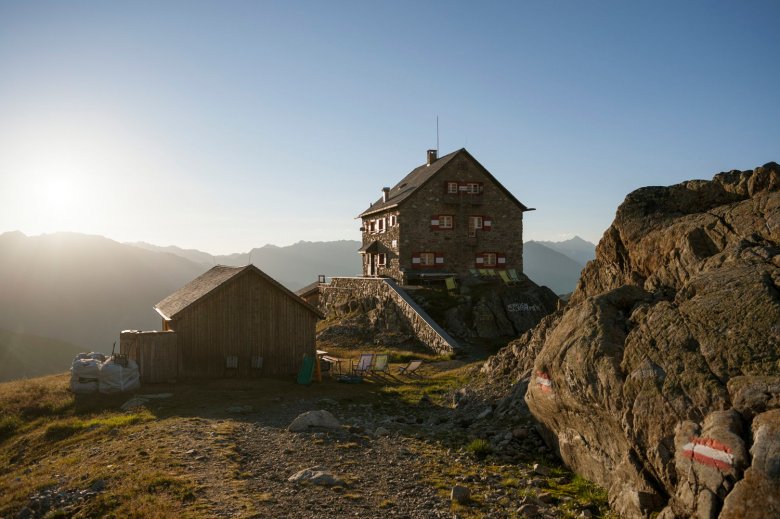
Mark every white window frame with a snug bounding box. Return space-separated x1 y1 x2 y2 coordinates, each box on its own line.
377 253 387 266
447 182 459 194
377 218 386 233
466 182 481 194
389 215 397 227
468 216 483 237
483 253 497 267
439 215 453 229
420 252 435 266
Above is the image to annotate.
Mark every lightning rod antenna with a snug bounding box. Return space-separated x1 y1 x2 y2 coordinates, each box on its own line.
436 116 439 153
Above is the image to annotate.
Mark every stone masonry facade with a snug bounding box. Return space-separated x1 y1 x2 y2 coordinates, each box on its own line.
359 149 527 284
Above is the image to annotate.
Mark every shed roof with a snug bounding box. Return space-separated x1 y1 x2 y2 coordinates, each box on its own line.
155 264 322 320
358 148 530 218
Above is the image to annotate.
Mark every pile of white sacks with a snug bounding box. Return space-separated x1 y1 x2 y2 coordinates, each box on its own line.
70 353 141 394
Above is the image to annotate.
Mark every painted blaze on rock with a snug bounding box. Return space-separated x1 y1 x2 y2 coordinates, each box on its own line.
682 437 735 471
535 371 552 393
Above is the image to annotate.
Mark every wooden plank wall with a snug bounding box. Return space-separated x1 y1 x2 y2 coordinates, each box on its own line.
120 330 178 383
171 270 317 378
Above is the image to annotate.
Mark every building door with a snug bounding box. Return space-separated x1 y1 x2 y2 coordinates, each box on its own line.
369 254 377 276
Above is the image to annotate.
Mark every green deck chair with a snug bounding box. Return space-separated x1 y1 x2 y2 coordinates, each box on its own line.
499 270 514 285
445 276 458 294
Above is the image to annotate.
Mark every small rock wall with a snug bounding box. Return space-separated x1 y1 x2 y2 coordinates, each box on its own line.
320 277 459 354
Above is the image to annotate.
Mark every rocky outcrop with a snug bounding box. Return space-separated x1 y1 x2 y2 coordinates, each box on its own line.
481 162 780 517
318 275 559 354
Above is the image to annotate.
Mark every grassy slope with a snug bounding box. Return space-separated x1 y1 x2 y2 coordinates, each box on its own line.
0 356 613 518
0 329 85 382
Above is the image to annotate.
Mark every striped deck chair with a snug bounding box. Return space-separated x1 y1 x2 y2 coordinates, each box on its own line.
398 359 424 378
351 353 374 377
371 353 391 379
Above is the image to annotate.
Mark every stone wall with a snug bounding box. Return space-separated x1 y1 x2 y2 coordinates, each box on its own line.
319 277 460 354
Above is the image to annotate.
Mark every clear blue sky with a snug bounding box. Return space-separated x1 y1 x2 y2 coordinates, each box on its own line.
1 1 778 254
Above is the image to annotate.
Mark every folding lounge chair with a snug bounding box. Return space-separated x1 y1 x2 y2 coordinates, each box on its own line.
371 353 391 379
445 276 458 294
398 359 424 378
499 270 514 285
508 269 522 282
351 353 374 377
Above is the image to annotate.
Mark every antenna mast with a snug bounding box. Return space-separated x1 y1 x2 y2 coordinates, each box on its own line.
436 116 439 152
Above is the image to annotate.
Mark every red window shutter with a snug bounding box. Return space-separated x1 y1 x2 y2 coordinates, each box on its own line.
411 253 421 269
430 215 440 230
483 216 492 231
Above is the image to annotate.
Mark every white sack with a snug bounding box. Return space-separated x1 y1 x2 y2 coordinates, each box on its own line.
99 358 141 394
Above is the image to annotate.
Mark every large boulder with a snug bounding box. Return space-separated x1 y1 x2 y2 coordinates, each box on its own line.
484 162 780 517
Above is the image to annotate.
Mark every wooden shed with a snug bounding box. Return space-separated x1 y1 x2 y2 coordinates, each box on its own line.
154 264 322 379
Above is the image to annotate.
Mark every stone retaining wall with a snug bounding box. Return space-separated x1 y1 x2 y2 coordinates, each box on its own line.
320 277 460 354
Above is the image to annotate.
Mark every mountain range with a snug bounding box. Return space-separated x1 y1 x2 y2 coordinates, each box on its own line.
0 231 594 381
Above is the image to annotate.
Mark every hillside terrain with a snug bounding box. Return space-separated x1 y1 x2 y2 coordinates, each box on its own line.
0 232 207 354
480 162 780 518
0 361 612 518
0 330 84 382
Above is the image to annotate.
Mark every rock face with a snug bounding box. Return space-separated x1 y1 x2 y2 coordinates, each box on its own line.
318 274 559 353
483 163 780 517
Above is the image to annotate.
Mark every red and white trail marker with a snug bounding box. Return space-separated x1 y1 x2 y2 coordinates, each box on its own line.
535 372 552 393
681 437 734 471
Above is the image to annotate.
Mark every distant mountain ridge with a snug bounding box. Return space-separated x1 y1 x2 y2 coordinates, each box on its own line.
522 241 588 295
129 240 363 291
534 236 596 266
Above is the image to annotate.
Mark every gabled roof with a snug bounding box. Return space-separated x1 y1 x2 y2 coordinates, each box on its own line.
155 264 322 320
358 148 530 218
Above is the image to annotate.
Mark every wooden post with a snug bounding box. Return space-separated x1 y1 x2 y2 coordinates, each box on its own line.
314 353 322 383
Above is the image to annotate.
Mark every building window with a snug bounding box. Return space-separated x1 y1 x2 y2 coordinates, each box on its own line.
468 216 483 237
439 215 453 229
483 253 497 266
377 253 386 266
389 215 397 226
420 252 435 266
466 182 481 194
391 239 397 249
368 220 376 233
447 181 459 194
377 218 386 233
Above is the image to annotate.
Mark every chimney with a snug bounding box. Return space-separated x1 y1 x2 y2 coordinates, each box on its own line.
427 149 438 165
382 187 390 202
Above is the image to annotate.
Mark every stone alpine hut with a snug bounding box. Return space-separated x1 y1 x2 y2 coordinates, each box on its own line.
154 264 322 378
358 148 532 284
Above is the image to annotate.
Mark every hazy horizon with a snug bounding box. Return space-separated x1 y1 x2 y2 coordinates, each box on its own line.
1 2 778 254
0 229 596 258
